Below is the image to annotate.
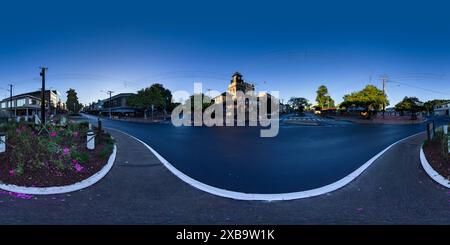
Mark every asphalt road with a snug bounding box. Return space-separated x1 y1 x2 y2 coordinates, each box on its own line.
82 114 450 193
0 129 448 224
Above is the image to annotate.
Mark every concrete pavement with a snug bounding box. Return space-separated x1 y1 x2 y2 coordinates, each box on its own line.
0 129 448 224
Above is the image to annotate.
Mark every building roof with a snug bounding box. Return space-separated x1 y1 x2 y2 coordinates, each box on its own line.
1 89 58 102
1 94 41 102
434 101 450 108
102 93 135 102
232 71 242 77
438 100 450 104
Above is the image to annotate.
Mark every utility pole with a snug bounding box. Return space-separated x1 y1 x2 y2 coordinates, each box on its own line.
104 90 114 118
40 67 47 124
7 84 13 118
380 74 388 119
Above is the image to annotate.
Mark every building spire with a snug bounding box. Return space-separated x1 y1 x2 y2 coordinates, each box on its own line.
231 71 243 84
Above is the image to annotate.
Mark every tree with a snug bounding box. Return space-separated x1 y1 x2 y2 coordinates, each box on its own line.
127 83 173 116
66 88 80 114
395 96 424 119
423 99 450 114
315 85 335 110
186 93 213 112
288 97 310 113
340 85 389 117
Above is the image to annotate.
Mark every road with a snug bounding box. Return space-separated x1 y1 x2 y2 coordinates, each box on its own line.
81 114 450 194
0 123 449 224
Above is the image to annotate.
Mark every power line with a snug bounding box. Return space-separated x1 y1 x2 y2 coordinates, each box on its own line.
380 75 388 119
389 72 446 80
387 79 450 96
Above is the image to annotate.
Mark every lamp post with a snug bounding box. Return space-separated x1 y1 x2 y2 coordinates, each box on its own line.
40 67 47 124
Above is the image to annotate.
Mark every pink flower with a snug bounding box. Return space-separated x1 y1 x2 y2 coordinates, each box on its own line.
63 147 70 156
8 170 14 177
15 125 26 133
9 192 33 199
71 159 84 172
72 131 79 137
73 163 84 172
50 131 58 137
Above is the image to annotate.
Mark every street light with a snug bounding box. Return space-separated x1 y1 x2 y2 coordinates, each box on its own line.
100 90 114 118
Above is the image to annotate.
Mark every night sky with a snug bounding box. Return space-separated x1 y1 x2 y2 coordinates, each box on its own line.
1 0 449 105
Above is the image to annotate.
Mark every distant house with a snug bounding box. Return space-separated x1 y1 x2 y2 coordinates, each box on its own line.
0 94 41 120
0 89 65 120
434 101 450 116
101 93 136 117
24 90 65 115
84 100 104 115
338 105 370 117
320 107 337 115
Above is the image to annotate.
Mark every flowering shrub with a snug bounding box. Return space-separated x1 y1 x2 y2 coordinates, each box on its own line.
1 121 113 178
423 125 450 180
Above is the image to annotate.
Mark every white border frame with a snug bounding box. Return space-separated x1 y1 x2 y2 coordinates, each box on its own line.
420 145 450 188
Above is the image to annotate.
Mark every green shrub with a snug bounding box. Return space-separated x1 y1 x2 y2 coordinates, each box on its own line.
432 129 449 159
99 143 114 159
71 150 89 163
3 121 113 175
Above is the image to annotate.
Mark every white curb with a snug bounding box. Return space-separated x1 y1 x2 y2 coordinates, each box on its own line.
420 146 450 188
108 127 425 201
0 145 117 195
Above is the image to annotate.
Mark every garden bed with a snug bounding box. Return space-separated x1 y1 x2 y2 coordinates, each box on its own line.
423 129 450 180
0 121 114 187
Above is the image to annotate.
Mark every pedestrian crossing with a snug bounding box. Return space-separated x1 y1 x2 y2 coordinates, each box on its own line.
283 116 327 122
281 115 350 128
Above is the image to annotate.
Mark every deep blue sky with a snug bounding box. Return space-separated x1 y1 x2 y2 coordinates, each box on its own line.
0 0 449 105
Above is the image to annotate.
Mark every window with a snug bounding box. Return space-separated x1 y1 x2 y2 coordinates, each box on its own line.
0 102 5 108
16 99 26 107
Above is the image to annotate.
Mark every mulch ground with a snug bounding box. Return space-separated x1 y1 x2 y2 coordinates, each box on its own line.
423 138 450 180
0 135 113 187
